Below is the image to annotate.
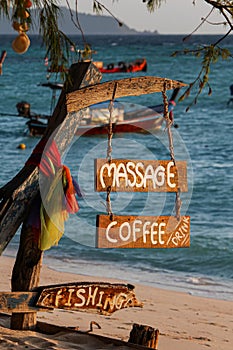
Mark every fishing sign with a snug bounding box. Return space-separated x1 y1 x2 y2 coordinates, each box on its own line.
0 282 142 316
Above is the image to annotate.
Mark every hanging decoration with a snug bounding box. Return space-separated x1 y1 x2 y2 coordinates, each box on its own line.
95 79 190 249
105 82 118 220
11 0 32 54
162 80 182 220
25 140 82 251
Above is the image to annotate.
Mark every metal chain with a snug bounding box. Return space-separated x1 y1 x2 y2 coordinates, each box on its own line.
162 81 181 220
106 82 118 218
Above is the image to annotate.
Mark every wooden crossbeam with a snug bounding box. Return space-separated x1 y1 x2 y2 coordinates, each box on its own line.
67 76 186 113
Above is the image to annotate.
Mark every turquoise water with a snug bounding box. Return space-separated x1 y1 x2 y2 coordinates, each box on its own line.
1 34 233 300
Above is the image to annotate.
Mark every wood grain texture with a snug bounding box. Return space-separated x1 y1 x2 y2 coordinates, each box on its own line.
95 159 188 192
0 291 42 313
128 323 160 349
0 62 100 255
0 282 143 316
96 215 190 248
66 76 186 113
37 282 143 316
10 219 43 329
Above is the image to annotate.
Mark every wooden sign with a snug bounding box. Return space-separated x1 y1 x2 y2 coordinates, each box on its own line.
96 215 190 248
0 282 142 316
95 159 187 192
0 291 39 313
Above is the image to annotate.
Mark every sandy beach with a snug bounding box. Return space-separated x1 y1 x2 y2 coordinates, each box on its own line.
0 254 233 349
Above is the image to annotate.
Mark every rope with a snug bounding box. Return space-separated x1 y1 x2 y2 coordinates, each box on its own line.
162 81 175 164
107 82 118 162
162 81 181 220
106 186 113 219
105 82 118 218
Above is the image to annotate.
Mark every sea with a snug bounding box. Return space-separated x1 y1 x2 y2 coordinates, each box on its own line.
0 34 233 301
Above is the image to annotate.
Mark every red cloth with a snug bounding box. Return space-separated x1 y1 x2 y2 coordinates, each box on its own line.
26 139 61 176
63 165 79 213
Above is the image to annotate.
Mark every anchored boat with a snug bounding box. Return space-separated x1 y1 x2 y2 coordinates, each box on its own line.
96 58 147 74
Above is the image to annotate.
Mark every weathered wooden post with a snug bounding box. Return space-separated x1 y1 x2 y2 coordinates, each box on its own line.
11 220 43 330
128 323 159 349
10 61 102 330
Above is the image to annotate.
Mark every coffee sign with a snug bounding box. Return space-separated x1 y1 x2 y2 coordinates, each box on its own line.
96 215 190 248
95 159 187 192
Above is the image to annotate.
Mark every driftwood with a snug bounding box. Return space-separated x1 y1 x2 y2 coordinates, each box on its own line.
10 222 43 330
0 282 142 315
9 61 102 330
0 61 102 255
128 323 159 349
0 313 153 350
67 76 186 113
36 320 153 349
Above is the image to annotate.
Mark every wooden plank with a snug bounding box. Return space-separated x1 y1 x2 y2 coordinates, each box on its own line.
0 314 153 349
0 282 143 315
36 282 143 316
36 321 152 349
96 215 190 248
95 159 187 192
66 76 187 113
0 292 45 313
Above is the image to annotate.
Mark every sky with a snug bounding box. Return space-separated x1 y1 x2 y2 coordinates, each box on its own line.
61 0 228 35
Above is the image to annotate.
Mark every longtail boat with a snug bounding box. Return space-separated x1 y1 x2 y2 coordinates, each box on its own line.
24 88 179 137
13 82 181 137
96 58 147 74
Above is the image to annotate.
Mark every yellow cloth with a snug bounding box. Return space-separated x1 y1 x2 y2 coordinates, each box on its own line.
39 168 68 251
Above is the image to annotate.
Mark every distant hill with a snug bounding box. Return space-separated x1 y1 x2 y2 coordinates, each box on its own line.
0 7 158 35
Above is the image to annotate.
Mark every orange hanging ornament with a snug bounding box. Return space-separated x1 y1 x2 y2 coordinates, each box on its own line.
12 21 29 32
24 0 32 8
12 32 30 54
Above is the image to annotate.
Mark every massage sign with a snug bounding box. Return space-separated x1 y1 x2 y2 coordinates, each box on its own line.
95 159 190 248
95 85 190 249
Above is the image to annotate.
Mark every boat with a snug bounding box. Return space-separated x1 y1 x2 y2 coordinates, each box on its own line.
96 58 147 74
227 84 233 106
25 102 164 137
23 87 180 137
